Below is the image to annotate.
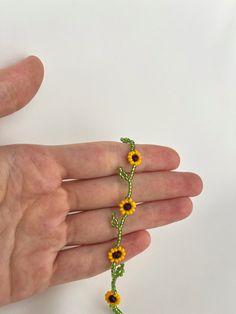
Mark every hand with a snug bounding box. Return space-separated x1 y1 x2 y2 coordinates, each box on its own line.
0 56 203 306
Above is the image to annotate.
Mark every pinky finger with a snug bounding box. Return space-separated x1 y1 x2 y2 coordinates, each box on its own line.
50 230 151 286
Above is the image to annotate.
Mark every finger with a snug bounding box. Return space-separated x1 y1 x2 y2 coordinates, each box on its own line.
66 197 192 245
0 55 44 117
51 229 151 286
48 141 180 179
63 171 203 211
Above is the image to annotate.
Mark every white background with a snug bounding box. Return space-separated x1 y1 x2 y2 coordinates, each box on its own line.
0 0 236 313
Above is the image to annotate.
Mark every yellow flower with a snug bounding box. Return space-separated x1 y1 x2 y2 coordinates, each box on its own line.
108 246 126 263
127 150 142 166
105 290 121 306
119 197 136 216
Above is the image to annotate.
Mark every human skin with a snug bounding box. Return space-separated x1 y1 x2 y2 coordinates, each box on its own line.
0 56 203 306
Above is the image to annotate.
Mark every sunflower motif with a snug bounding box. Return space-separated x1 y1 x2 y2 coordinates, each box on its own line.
108 246 126 263
119 197 136 216
127 150 142 166
105 290 121 306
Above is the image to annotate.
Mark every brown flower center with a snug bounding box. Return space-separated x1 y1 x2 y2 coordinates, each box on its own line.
123 203 132 210
108 295 117 303
112 251 122 259
132 154 139 162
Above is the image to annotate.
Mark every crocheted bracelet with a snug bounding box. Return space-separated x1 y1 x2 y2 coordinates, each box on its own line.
105 137 142 314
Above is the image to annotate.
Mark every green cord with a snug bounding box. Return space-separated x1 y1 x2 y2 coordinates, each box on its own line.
107 137 138 314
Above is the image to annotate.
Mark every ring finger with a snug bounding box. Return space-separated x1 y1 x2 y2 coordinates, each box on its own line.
66 197 193 246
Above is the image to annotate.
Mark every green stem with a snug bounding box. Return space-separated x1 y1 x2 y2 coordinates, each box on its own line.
126 165 136 198
110 305 123 314
127 179 132 198
115 214 128 247
111 263 117 292
129 165 136 180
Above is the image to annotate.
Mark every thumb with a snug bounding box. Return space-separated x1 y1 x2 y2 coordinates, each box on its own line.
0 55 44 117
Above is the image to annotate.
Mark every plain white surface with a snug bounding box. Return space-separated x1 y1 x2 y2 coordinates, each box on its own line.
0 0 236 313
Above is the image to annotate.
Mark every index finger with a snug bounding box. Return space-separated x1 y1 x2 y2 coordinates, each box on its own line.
48 141 180 179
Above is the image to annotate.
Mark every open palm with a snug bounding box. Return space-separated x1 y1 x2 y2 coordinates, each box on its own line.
0 56 203 306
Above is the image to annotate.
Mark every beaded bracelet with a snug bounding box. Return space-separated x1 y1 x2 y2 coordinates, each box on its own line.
104 137 142 314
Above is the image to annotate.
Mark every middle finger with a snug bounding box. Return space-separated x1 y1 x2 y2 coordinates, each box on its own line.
62 171 202 211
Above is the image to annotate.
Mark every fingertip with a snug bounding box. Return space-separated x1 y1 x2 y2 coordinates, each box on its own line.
188 172 204 196
139 229 152 248
169 147 181 169
179 197 193 218
138 143 181 172
24 55 44 85
122 230 151 259
26 55 44 70
156 145 181 169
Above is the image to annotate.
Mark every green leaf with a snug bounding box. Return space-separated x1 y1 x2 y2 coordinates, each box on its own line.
111 212 119 228
120 137 135 151
115 263 125 277
120 137 130 144
119 167 129 181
